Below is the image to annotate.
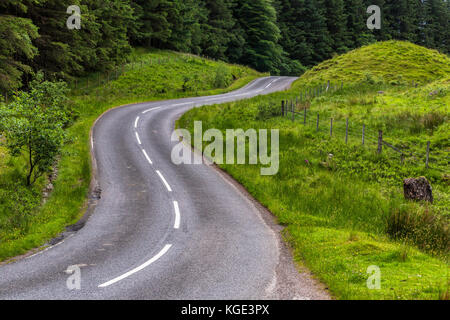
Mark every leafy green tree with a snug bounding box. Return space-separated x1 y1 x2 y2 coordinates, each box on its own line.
0 74 68 185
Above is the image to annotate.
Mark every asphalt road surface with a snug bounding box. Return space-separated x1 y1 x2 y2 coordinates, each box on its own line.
0 76 329 300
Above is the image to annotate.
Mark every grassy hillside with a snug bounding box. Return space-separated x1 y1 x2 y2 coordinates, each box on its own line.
294 41 450 86
0 49 262 262
178 41 449 299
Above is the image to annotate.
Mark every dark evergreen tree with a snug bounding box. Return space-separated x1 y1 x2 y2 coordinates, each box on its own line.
200 0 236 61
234 0 284 73
422 0 450 53
344 0 375 48
129 0 172 47
384 0 421 43
0 14 39 93
324 0 349 54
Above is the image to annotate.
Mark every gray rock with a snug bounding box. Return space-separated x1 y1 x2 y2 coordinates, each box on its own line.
403 177 433 203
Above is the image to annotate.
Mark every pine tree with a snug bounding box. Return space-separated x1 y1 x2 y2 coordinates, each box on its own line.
384 0 421 42
129 0 172 47
422 0 450 53
234 0 284 73
162 0 207 54
0 15 39 93
324 0 349 54
200 0 236 61
345 0 371 48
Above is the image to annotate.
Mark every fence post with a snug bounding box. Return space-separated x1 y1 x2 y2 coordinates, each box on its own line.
362 124 365 145
291 101 294 122
281 100 285 117
330 118 333 137
327 80 330 92
345 118 349 144
426 141 430 168
304 107 307 124
377 130 383 154
316 114 319 132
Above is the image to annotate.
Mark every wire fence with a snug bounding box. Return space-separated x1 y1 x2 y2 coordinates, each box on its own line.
280 81 448 173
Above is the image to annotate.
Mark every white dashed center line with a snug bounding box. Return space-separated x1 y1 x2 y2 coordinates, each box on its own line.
173 201 181 229
142 149 153 164
135 132 142 145
142 106 161 114
156 170 172 192
98 244 172 288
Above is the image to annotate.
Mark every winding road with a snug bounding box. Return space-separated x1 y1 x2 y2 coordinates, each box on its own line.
0 76 329 300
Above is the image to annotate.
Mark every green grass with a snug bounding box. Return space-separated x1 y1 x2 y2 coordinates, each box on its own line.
177 41 450 299
293 40 450 87
0 48 262 262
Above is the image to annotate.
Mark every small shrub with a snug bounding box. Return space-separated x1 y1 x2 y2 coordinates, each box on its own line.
214 65 232 88
256 102 281 120
422 112 447 131
387 205 449 254
0 182 40 236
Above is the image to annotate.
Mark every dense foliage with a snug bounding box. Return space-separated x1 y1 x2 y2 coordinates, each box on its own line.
1 0 449 96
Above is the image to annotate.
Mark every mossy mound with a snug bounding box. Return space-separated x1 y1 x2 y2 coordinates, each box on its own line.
294 41 450 87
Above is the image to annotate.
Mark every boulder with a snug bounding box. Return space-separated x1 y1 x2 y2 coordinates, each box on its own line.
403 177 433 203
